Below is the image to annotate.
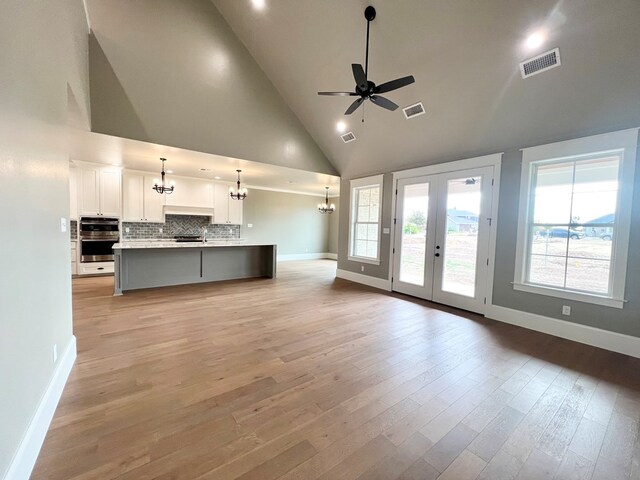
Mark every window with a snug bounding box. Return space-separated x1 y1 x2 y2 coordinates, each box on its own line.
349 175 383 264
514 128 637 308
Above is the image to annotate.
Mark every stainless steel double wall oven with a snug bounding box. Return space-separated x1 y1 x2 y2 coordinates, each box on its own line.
79 217 119 263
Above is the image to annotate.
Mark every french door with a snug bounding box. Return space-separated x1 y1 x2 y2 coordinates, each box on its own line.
392 166 494 314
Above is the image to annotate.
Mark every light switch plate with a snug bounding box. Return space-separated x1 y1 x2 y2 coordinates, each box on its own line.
60 217 67 232
562 305 571 316
382 227 390 234
247 223 253 228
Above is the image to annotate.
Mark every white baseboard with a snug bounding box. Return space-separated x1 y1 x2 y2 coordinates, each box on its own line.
5 335 77 480
278 253 336 261
485 305 640 359
336 268 391 291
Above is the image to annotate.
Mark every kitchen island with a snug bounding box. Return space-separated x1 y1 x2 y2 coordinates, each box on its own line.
112 240 277 295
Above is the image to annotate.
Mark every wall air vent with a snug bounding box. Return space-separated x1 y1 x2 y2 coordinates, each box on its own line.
341 132 356 143
520 48 561 79
402 102 425 119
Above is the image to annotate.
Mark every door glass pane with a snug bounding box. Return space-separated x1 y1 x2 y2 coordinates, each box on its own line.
442 177 481 297
398 183 429 286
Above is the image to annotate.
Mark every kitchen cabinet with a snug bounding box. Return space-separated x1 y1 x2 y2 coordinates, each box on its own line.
71 241 77 275
164 177 213 209
69 167 78 220
79 165 121 217
123 172 165 222
214 183 243 225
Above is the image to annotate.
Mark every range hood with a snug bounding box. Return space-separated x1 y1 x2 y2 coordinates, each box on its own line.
163 205 214 219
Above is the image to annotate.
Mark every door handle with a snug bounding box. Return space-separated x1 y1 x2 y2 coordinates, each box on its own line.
435 253 440 257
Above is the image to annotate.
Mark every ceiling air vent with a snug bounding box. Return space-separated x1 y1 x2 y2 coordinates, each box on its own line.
403 102 425 119
341 132 356 143
520 48 561 79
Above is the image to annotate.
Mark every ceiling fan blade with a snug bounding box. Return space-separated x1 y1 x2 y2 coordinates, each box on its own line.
352 64 368 91
318 91 359 96
374 75 415 94
344 97 365 115
370 95 399 111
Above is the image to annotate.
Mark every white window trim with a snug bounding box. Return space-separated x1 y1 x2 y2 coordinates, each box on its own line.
348 174 384 265
514 128 638 309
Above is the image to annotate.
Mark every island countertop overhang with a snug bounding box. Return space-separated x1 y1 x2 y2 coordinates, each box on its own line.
113 240 276 250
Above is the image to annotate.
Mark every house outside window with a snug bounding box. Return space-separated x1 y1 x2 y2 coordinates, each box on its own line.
349 174 384 265
513 128 638 308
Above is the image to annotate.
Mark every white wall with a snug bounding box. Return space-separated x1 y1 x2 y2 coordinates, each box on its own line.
0 0 89 476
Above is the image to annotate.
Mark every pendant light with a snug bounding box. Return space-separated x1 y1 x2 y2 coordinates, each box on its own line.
152 158 175 194
229 169 247 200
318 187 335 214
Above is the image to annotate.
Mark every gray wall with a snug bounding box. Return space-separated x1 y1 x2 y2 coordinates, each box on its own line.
86 0 337 176
328 196 340 255
337 129 640 338
491 140 640 338
242 189 330 256
337 174 394 279
0 0 89 476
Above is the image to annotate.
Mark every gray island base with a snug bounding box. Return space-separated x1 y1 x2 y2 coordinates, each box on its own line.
113 241 277 295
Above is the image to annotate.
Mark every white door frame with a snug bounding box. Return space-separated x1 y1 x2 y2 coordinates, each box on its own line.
389 153 503 314
392 175 439 299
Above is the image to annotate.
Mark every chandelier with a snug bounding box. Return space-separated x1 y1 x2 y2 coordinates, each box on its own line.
318 187 335 214
229 169 247 200
152 158 175 194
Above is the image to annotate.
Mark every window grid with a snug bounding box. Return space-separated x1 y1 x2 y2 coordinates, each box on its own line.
524 156 619 296
351 184 381 261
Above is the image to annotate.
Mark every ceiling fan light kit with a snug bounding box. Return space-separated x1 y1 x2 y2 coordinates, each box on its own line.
318 6 415 117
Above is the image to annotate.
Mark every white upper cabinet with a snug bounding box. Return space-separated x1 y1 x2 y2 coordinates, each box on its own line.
123 173 144 221
100 169 122 216
165 177 213 209
214 183 243 225
69 167 78 220
78 165 122 217
123 172 165 222
79 166 99 215
228 194 243 225
143 175 165 222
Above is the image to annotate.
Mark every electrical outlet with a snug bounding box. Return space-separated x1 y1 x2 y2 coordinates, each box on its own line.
361 266 365 272
383 227 390 234
125 227 130 233
159 227 163 233
562 305 571 316
53 344 58 363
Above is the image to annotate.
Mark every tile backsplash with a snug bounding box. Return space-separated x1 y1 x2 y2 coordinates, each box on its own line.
122 215 240 240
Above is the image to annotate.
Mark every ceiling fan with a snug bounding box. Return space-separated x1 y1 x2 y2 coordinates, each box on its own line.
318 6 415 116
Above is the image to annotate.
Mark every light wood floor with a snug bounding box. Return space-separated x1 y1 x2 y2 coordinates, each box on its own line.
33 260 640 480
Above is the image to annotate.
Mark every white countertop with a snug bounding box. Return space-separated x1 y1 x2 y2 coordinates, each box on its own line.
113 240 275 249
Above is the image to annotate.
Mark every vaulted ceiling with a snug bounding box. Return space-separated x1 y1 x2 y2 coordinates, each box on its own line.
214 0 640 178
85 0 640 180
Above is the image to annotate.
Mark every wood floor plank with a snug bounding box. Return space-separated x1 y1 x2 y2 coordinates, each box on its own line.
28 260 640 480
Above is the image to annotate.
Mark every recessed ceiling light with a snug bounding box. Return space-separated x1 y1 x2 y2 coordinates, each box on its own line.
525 31 545 50
336 121 347 133
214 176 221 180
252 0 266 11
